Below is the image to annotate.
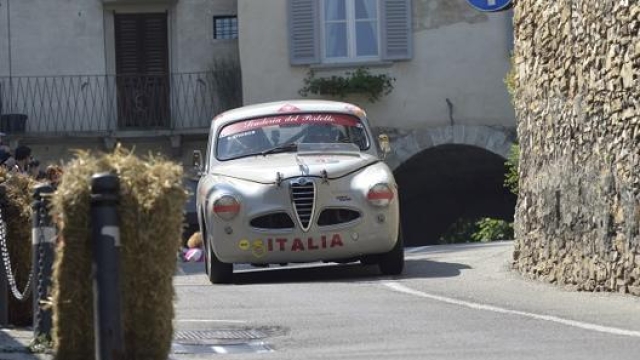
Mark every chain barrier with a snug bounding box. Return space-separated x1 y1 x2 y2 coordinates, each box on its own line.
32 186 55 338
0 205 34 302
35 202 46 332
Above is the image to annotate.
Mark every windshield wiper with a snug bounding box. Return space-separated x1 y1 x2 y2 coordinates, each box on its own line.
261 142 298 156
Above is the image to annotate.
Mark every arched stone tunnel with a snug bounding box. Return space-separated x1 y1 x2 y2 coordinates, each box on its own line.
394 144 516 246
385 124 517 246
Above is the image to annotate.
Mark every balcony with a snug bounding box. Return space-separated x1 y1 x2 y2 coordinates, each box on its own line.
102 0 178 6
0 71 241 137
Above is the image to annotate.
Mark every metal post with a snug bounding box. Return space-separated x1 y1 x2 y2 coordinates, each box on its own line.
32 183 55 338
90 173 124 360
0 262 7 327
0 186 9 327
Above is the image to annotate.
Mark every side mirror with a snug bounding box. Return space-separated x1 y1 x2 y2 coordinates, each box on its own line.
192 150 203 173
378 134 391 158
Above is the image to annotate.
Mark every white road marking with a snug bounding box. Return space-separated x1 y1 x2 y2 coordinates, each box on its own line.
406 246 431 253
174 319 248 324
406 241 512 254
383 282 640 338
212 346 228 354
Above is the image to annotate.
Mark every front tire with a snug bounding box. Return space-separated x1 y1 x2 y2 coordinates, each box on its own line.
378 228 404 276
205 234 233 284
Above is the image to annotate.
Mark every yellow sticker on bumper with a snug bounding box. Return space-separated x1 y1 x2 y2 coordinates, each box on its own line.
239 239 250 251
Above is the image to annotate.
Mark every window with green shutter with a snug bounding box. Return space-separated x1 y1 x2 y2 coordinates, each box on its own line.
288 0 412 65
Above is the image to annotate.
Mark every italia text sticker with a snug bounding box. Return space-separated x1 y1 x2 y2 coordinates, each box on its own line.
239 234 345 257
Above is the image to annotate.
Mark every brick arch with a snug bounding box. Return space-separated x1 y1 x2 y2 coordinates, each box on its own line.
383 125 516 171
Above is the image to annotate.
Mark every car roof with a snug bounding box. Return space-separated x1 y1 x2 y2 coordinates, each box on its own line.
211 99 367 126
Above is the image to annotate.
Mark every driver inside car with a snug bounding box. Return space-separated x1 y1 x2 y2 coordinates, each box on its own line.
303 124 339 143
224 128 271 156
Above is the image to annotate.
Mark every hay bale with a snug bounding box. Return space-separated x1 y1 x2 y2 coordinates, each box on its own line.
0 167 35 326
51 147 188 360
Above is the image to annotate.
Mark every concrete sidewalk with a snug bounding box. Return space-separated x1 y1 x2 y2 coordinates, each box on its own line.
0 327 52 360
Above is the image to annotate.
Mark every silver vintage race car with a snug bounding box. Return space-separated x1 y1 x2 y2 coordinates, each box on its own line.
195 100 403 284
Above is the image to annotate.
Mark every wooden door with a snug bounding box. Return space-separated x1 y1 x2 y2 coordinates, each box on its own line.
114 13 170 129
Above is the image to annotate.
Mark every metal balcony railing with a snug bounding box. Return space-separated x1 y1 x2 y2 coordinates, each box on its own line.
0 71 242 136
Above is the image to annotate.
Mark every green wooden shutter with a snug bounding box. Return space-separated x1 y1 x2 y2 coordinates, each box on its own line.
381 0 413 61
288 0 320 65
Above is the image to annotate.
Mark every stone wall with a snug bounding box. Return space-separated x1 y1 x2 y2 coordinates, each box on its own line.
512 0 640 295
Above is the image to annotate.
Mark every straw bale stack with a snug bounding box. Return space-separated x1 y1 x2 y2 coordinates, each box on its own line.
51 147 188 360
0 167 35 326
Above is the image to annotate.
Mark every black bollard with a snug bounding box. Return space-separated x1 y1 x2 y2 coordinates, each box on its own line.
0 185 8 326
32 183 55 339
0 263 6 327
90 173 125 360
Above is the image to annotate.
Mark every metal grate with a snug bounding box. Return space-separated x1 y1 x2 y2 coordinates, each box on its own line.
213 16 238 39
290 178 315 231
174 329 267 344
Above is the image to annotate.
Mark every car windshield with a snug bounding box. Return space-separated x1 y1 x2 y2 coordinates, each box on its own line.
215 113 369 161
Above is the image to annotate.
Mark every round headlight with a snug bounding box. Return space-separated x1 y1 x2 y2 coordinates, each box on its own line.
366 183 394 207
213 194 241 220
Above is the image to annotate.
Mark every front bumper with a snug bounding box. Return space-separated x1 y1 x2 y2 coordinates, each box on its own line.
209 210 398 264
207 187 398 263
202 165 400 264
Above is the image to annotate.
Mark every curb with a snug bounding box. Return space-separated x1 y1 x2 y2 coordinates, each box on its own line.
0 328 53 360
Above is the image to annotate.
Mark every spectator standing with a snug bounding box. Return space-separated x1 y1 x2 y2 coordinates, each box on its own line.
45 165 64 189
0 148 18 172
0 134 11 167
29 159 47 180
14 145 32 174
0 148 10 167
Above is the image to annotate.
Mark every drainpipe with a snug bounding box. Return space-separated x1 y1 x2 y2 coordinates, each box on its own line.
5 0 12 112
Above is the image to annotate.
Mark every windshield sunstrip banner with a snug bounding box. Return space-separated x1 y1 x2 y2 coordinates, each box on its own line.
220 113 361 137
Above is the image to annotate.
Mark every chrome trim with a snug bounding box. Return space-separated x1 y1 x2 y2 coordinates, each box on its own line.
289 177 316 232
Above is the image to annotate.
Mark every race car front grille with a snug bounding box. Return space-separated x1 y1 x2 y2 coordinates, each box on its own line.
250 212 295 230
317 209 361 226
290 178 316 231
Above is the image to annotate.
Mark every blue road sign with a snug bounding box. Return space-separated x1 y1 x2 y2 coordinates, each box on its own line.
466 0 512 12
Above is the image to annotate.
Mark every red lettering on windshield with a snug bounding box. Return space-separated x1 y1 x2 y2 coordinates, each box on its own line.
220 113 360 137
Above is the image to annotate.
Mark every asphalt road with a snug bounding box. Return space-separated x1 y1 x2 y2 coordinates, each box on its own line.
172 241 640 360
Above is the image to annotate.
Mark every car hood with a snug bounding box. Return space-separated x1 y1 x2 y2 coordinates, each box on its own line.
211 152 380 183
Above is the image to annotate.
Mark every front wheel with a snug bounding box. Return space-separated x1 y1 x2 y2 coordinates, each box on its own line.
205 235 233 284
378 228 404 276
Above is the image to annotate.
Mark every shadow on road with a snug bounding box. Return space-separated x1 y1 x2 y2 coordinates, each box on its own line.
225 257 472 285
176 252 472 285
403 258 472 279
232 263 374 285
177 261 206 276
